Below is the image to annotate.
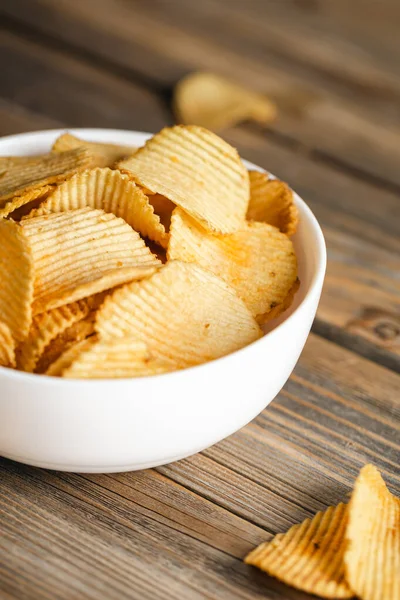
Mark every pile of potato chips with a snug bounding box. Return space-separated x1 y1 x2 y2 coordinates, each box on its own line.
245 464 400 600
0 125 299 378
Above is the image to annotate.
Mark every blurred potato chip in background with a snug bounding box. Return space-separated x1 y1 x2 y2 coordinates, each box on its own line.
96 260 262 370
247 171 299 236
245 503 352 598
345 464 400 600
174 72 277 131
27 167 169 247
52 132 137 167
168 208 298 323
118 125 250 234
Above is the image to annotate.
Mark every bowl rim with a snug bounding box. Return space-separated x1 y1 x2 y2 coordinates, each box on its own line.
0 127 327 386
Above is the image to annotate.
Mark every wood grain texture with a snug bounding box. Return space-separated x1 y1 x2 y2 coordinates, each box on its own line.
3 0 400 188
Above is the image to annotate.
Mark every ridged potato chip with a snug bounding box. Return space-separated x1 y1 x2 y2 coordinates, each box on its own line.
245 503 352 599
45 337 96 377
0 148 92 212
148 193 175 231
118 125 249 233
0 219 34 341
174 72 276 131
247 171 299 236
61 337 171 379
96 260 262 369
52 132 136 167
0 185 54 220
36 315 96 374
0 321 16 368
168 208 298 323
345 464 400 600
26 168 168 247
16 299 93 373
19 207 160 315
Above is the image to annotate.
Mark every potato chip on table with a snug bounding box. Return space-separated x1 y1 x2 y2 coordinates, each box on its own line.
0 147 92 218
118 125 250 234
345 464 400 600
52 132 137 167
245 503 352 598
27 167 169 247
174 71 277 131
96 260 262 370
0 321 16 368
247 171 299 236
168 208 298 323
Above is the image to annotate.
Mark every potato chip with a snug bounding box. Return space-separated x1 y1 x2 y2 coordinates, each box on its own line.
0 219 34 341
245 503 352 598
0 185 54 219
96 260 262 369
174 72 277 131
45 337 96 377
118 125 249 234
0 321 16 368
52 132 136 167
345 464 400 600
35 315 97 374
168 208 298 323
16 299 93 373
0 148 92 212
26 168 168 247
247 171 299 236
19 207 160 315
148 193 175 231
61 337 172 379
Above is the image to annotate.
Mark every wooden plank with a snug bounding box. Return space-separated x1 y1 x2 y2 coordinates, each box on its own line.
3 0 400 187
0 98 61 135
0 35 398 367
0 460 302 600
1 333 399 598
0 30 170 133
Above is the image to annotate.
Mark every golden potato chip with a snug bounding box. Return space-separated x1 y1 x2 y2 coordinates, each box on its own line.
245 503 352 598
61 337 172 379
0 219 34 341
0 148 92 211
19 207 160 315
118 125 249 234
263 277 300 323
96 260 262 369
168 208 298 323
26 168 168 247
35 315 97 374
0 321 16 368
345 464 400 600
148 193 175 231
0 185 53 219
174 71 277 131
45 337 96 377
16 299 92 373
247 171 299 236
52 133 136 167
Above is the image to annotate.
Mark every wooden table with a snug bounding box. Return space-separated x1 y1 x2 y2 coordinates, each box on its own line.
0 1 399 598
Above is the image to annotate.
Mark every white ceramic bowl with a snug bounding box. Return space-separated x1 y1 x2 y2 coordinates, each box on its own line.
0 129 326 472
